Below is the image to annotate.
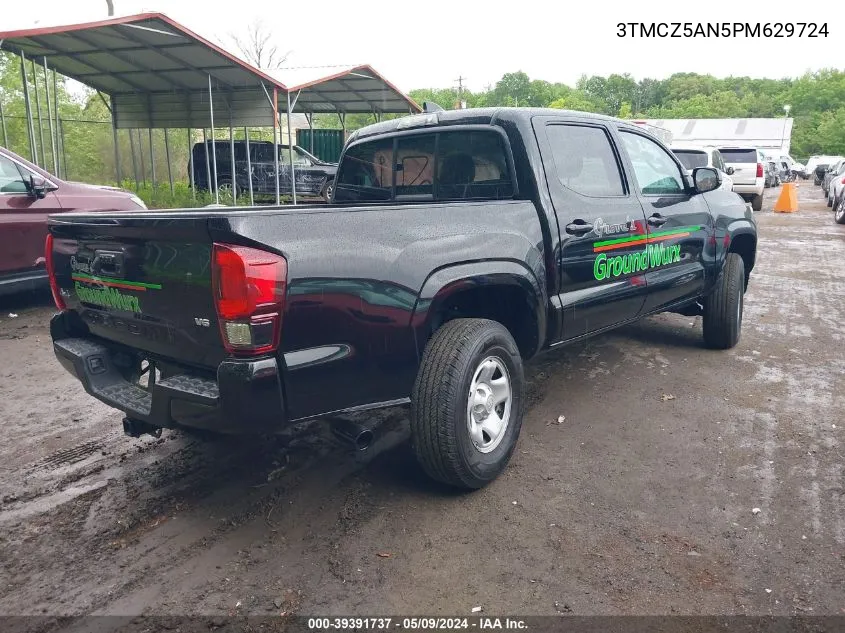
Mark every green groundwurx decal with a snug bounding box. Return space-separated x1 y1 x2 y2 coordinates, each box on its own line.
74 282 141 313
594 243 681 281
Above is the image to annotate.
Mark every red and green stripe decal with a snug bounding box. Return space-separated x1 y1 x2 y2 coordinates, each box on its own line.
71 272 161 292
592 225 704 253
592 225 703 281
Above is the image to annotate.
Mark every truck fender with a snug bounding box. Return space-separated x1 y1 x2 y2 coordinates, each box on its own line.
411 261 547 359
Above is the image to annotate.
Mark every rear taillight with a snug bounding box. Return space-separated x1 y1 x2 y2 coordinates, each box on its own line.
44 234 66 310
212 243 287 356
756 163 764 178
840 176 845 184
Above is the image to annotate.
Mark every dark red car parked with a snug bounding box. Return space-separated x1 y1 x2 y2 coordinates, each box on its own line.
0 146 147 296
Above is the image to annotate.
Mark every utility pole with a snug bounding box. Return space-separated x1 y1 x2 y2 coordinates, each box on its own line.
454 76 467 109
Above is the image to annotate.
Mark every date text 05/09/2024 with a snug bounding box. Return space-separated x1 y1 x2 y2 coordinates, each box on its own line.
307 618 529 630
617 22 828 38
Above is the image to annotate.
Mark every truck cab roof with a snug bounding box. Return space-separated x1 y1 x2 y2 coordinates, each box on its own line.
348 108 647 144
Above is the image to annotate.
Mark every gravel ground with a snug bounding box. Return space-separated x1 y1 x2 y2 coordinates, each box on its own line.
0 182 843 623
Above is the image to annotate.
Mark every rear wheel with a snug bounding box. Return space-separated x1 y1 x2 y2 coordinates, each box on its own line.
217 179 240 203
410 318 524 489
703 253 745 350
835 197 845 224
751 193 763 212
321 180 334 202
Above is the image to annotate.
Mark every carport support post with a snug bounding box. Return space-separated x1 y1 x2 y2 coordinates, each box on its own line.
20 53 37 164
52 70 60 177
110 96 121 185
0 98 7 147
187 128 196 202
148 128 156 190
272 87 280 205
202 128 211 197
306 113 314 154
129 127 139 189
137 129 146 188
244 127 254 206
228 105 236 205
31 60 46 167
43 58 59 175
286 91 297 205
207 75 219 205
164 128 174 196
59 118 68 179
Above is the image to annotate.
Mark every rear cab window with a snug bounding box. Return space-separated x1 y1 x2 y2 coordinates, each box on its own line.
334 129 514 203
719 148 758 164
672 150 708 171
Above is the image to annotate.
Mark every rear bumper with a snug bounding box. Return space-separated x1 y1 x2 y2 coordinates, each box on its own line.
51 314 286 434
732 180 764 197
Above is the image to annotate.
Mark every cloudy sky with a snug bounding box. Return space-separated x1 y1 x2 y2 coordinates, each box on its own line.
4 0 840 92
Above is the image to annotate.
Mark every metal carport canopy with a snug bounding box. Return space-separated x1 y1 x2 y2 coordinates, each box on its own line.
0 13 420 129
275 65 421 115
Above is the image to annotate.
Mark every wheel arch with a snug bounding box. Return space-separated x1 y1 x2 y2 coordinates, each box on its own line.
727 229 757 288
413 261 546 360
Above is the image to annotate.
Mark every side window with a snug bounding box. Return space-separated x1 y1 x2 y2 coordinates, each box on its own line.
251 144 275 163
0 156 29 194
437 130 513 200
334 138 394 202
335 129 514 203
545 124 624 196
281 148 312 166
395 134 435 198
619 131 685 195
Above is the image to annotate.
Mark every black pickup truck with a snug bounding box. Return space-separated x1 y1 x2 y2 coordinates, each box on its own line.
46 108 757 489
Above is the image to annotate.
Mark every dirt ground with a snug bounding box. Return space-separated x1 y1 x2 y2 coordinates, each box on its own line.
1 183 843 623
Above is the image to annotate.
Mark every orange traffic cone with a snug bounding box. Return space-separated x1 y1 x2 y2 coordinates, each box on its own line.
773 182 798 213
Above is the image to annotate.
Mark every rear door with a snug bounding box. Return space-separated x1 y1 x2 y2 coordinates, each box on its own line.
719 147 758 186
533 115 649 340
617 129 712 313
0 154 62 277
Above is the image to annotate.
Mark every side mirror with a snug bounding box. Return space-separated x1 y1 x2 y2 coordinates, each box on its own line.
692 167 721 193
726 166 735 175
27 175 48 199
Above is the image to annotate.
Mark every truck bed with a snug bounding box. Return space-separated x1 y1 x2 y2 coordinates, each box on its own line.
48 199 547 427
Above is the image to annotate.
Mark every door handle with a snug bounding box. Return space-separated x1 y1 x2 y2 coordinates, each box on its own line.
647 214 668 227
565 220 594 236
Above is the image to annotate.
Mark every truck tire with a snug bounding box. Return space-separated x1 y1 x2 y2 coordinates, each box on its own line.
835 197 845 224
703 253 745 350
411 318 524 489
751 193 763 212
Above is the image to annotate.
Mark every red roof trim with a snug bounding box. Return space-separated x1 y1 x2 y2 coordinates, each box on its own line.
0 12 287 90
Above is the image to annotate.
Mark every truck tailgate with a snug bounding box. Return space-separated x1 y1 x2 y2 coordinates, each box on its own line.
49 215 224 369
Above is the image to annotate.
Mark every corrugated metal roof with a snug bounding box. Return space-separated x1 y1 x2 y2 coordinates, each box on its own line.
0 13 420 129
273 65 420 115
